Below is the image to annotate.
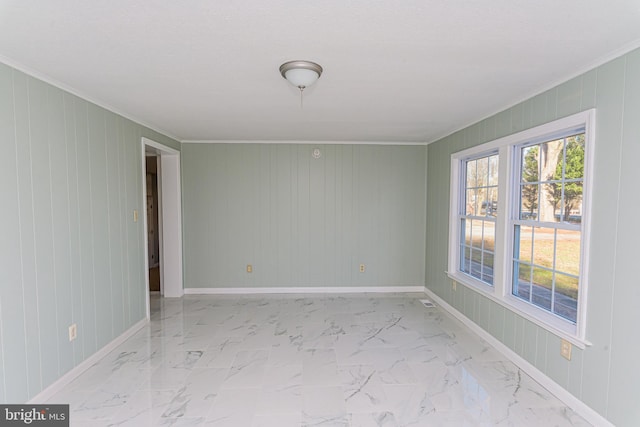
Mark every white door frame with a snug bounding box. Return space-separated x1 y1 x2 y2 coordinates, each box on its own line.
141 137 183 318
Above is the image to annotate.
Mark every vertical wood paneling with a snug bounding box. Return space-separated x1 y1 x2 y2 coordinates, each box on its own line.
488 303 505 342
567 347 584 401
535 329 548 372
556 77 582 118
477 295 490 331
522 320 538 366
75 98 98 358
309 145 326 285
14 72 44 397
580 69 598 110
510 103 524 133
29 78 60 389
0 63 179 402
47 85 73 376
122 120 140 323
580 57 625 416
115 117 128 331
502 309 516 350
606 49 640 426
545 88 558 122
494 110 511 138
545 334 569 389
531 92 548 126
181 143 426 288
425 47 640 425
0 64 29 402
88 104 111 349
339 145 355 284
63 93 83 366
105 112 123 336
514 316 525 357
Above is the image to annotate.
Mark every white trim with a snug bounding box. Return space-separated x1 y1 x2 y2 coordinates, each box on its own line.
447 271 590 349
0 56 182 142
140 142 150 318
184 286 425 295
447 110 595 345
181 140 426 146
141 138 184 307
27 319 147 404
423 287 613 427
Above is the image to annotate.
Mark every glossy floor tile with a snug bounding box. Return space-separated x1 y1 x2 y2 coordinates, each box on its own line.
47 293 592 426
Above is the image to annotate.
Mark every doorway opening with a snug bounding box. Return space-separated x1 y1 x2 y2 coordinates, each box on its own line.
145 155 161 293
141 138 183 319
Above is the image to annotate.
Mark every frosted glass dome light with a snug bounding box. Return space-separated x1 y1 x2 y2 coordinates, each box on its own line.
279 60 323 89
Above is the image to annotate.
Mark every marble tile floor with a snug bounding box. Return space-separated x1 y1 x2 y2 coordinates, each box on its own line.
46 293 592 426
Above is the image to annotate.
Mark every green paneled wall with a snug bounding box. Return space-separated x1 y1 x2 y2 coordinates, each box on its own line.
182 144 427 289
426 48 640 426
0 62 179 402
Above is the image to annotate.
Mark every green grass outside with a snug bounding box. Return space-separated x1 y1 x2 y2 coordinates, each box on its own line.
467 227 580 299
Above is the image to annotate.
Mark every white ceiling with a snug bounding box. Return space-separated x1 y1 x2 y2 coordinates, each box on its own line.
1 1 640 144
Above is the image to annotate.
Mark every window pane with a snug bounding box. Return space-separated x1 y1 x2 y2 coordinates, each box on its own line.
520 184 538 220
554 273 578 323
482 252 494 284
555 229 581 276
486 187 498 217
459 153 499 287
477 187 487 215
564 135 585 181
466 189 477 215
562 181 583 224
470 248 482 279
477 157 489 187
513 261 531 301
531 267 552 311
540 183 561 223
521 146 539 183
514 225 533 263
540 139 563 182
462 246 471 274
466 159 477 188
533 227 554 269
464 219 471 246
470 220 482 248
483 221 495 252
512 134 585 324
488 155 499 186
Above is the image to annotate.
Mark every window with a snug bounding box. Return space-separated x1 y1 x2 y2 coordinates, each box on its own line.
448 110 594 346
512 133 584 324
459 154 499 285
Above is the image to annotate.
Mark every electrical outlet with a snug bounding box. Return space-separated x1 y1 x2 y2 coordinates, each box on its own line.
359 264 365 273
68 324 77 342
246 264 253 273
133 210 138 222
452 280 457 291
560 339 572 360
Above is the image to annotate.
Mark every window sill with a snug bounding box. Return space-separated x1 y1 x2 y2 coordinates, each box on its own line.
446 271 591 349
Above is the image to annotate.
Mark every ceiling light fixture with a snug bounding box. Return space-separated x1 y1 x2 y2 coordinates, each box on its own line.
279 60 323 107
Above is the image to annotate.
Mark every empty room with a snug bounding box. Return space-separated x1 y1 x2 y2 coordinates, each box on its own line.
1 1 639 426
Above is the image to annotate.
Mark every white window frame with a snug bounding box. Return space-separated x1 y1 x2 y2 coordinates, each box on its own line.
447 110 595 348
456 152 500 288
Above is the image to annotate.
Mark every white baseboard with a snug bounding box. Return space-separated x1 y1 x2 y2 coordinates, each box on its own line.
423 287 613 427
184 286 425 295
28 318 148 404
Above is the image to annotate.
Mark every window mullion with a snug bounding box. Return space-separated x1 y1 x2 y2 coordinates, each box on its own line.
493 145 511 298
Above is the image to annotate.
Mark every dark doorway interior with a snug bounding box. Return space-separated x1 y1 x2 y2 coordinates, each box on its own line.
146 156 160 292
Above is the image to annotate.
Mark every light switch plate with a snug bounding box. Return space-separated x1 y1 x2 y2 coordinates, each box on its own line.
560 339 572 360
